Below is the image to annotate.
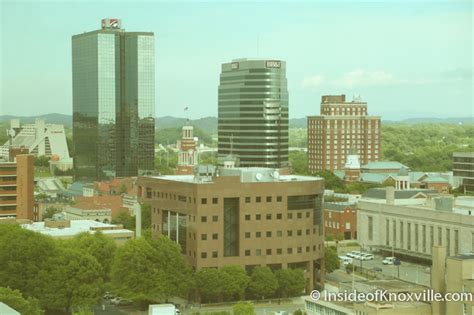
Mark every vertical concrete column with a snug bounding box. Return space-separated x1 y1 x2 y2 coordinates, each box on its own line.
431 245 446 315
307 260 314 293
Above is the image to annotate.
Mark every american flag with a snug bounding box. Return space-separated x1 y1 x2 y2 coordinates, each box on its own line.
184 107 189 111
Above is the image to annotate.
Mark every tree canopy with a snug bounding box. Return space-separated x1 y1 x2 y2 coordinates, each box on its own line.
247 266 278 300
0 287 43 315
324 247 340 274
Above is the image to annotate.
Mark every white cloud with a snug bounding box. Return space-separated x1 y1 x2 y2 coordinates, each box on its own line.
332 69 394 88
301 75 325 89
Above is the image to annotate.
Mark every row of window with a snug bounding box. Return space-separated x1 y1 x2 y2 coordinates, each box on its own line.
146 191 283 204
244 228 314 238
244 211 311 221
199 244 322 259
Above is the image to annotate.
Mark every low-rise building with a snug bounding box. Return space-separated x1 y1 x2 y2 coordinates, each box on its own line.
22 218 133 244
358 188 474 261
64 202 112 223
137 166 325 291
324 202 357 240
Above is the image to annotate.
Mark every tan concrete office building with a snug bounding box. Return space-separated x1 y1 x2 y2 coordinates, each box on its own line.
137 167 325 291
308 95 381 173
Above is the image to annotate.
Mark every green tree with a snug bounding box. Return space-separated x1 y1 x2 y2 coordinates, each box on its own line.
221 265 250 301
232 301 256 315
315 170 346 192
289 151 309 175
275 269 306 298
324 247 340 274
34 247 103 312
68 231 117 281
42 206 61 220
141 203 152 230
0 287 43 315
0 225 57 298
112 237 193 304
247 266 278 300
34 155 50 167
112 211 135 230
118 183 127 194
195 268 227 302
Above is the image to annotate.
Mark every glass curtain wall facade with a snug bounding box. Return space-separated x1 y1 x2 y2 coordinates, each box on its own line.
72 21 154 181
218 59 289 168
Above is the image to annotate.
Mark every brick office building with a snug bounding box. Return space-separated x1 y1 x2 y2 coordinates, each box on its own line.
0 154 35 220
137 167 325 291
323 202 357 240
308 95 381 173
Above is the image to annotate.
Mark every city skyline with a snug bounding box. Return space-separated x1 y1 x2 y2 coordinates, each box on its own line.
1 1 472 120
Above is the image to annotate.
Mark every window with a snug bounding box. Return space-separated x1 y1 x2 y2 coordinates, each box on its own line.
277 248 282 255
297 230 302 236
256 196 261 203
212 198 218 204
256 214 261 220
201 198 207 204
306 246 310 252
201 252 207 259
277 196 282 202
266 196 272 202
245 214 251 221
256 249 261 256
287 248 293 254
277 230 282 237
288 213 293 219
245 197 251 203
306 229 310 235
213 215 218 222
212 251 218 258
266 231 272 237
256 232 261 238
266 214 272 220
245 250 251 256
201 234 207 240
266 249 272 255
277 213 282 220
245 232 251 239
306 212 310 218
213 233 218 240
201 216 207 223
288 230 293 237
297 212 302 219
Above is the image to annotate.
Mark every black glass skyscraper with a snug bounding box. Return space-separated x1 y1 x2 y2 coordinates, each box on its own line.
72 19 155 180
218 58 289 168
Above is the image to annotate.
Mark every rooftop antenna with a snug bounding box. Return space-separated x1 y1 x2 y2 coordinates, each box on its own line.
184 106 189 123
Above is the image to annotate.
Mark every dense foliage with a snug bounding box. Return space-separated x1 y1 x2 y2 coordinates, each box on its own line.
324 246 341 273
0 287 43 315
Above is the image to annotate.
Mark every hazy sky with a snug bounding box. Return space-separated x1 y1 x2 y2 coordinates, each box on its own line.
0 0 472 120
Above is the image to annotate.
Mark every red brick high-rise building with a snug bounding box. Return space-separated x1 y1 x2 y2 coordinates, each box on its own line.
0 154 35 220
176 124 198 175
307 95 381 173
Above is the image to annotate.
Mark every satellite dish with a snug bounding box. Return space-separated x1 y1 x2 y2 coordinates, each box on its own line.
255 173 263 181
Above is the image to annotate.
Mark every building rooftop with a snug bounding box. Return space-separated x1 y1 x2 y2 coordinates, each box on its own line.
362 188 437 200
421 176 449 183
361 161 408 170
147 167 321 184
324 202 356 211
22 220 132 237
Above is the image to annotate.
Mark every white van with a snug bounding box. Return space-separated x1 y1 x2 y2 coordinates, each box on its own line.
382 257 396 265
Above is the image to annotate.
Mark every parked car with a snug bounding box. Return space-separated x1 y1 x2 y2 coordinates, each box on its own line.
346 251 359 258
103 292 115 300
339 255 353 265
382 257 397 265
352 252 363 260
361 253 374 260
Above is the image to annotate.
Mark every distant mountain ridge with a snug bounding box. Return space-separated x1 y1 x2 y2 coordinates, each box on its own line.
0 114 471 133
